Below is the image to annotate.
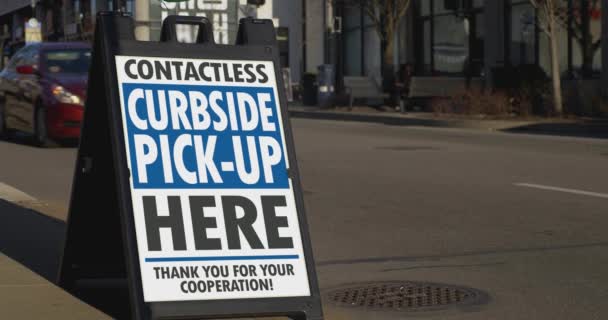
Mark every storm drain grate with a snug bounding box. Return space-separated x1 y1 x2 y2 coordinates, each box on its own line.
326 281 487 312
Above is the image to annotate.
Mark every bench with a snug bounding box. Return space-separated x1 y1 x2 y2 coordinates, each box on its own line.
344 76 390 108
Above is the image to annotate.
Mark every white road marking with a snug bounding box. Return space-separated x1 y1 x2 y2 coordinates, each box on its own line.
514 183 608 199
0 182 36 202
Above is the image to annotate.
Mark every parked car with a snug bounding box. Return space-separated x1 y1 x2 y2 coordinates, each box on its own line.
1 40 25 69
0 42 91 146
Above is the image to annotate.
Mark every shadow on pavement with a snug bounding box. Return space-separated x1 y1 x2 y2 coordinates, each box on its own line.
0 199 65 282
290 107 608 139
289 109 452 127
0 201 295 319
0 199 131 318
0 133 79 149
501 121 608 139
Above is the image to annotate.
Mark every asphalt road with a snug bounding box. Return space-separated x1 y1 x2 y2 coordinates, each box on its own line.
0 119 607 319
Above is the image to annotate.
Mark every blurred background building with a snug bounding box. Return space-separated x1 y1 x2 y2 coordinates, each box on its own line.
303 0 607 114
0 0 303 82
1 0 607 111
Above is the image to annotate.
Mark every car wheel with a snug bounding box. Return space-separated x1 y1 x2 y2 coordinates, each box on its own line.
34 106 51 147
0 99 6 138
0 99 13 140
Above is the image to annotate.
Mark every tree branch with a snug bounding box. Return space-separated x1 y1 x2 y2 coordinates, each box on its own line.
353 0 412 42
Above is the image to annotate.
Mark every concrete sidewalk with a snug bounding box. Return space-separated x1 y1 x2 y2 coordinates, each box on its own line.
0 252 110 319
0 198 111 319
288 105 608 139
0 199 290 319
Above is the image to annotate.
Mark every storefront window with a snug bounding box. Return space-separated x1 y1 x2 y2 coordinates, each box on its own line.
416 0 485 76
433 1 454 15
435 1 485 13
421 0 431 16
363 14 381 77
340 5 382 77
473 0 485 8
571 0 602 76
593 47 601 72
593 0 602 73
512 0 601 78
510 2 536 65
433 15 469 74
423 19 432 73
397 14 409 65
471 11 485 75
343 5 362 76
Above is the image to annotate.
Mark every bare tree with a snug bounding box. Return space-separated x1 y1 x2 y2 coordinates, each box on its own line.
578 0 601 76
341 0 411 71
530 0 564 115
556 0 601 77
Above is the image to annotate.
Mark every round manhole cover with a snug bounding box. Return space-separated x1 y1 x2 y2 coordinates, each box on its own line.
326 281 488 312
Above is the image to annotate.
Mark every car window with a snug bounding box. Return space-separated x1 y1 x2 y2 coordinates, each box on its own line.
23 46 39 69
6 50 25 71
43 49 91 74
1 42 25 69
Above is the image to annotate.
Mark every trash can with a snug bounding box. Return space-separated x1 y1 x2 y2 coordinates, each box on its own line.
301 73 317 106
317 64 335 108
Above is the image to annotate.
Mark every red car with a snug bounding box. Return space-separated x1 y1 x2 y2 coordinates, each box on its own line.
0 42 90 146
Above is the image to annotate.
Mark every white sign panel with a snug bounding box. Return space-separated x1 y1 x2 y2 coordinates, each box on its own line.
157 0 235 44
115 56 311 302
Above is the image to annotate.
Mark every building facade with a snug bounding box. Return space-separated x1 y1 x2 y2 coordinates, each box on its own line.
305 0 608 112
1 0 303 82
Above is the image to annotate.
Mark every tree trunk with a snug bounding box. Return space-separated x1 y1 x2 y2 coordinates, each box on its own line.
580 0 593 77
549 23 564 115
381 35 396 93
582 42 596 76
384 36 395 69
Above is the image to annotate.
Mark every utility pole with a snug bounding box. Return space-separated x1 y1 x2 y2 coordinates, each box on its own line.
134 0 151 41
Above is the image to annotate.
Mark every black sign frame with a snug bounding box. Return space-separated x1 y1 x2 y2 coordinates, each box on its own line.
58 12 323 320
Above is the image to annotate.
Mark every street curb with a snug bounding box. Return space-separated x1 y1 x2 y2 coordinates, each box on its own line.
288 107 608 139
288 107 539 131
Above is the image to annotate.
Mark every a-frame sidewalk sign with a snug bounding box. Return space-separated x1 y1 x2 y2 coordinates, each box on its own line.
58 11 324 320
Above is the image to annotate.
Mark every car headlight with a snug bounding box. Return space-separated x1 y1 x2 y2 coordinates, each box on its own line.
52 85 83 106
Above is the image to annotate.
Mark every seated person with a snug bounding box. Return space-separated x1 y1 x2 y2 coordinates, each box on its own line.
393 63 413 110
